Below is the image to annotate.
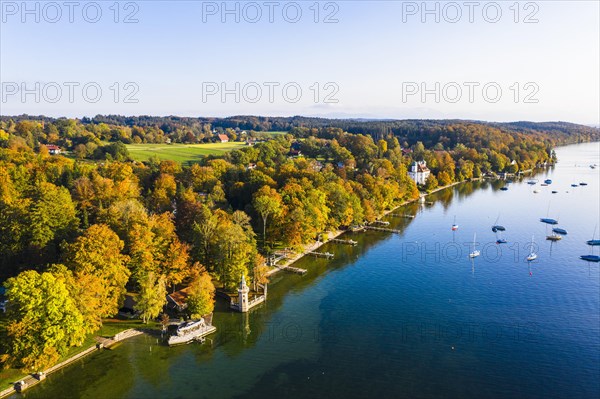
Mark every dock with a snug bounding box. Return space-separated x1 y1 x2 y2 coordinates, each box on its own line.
388 213 415 218
372 220 390 226
280 266 307 275
308 251 334 259
364 226 401 234
330 238 357 246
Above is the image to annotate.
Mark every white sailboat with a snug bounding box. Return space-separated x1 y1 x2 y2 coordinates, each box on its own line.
526 235 537 261
469 233 480 258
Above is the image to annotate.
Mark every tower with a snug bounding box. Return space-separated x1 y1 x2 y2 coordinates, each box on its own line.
238 274 249 312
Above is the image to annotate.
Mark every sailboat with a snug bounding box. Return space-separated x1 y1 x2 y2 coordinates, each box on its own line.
451 216 458 231
526 235 537 261
491 214 505 233
469 234 480 258
581 226 600 262
540 202 558 225
586 226 600 246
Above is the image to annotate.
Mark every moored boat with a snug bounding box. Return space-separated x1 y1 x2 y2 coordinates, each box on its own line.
546 234 562 241
168 319 216 346
551 191 558 194
587 239 600 246
500 187 509 191
540 218 558 225
544 179 552 184
580 255 600 262
496 238 507 244
571 184 578 187
579 182 587 186
469 233 480 258
552 228 568 235
526 235 537 261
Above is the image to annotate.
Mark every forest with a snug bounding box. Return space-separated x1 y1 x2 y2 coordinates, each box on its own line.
0 115 597 371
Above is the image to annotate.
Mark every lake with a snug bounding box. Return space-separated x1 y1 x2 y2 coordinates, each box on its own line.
18 142 600 399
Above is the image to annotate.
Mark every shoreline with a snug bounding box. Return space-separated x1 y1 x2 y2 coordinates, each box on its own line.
2 166 557 397
0 328 145 398
264 176 494 277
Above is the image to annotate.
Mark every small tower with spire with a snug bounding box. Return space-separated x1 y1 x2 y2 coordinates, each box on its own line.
238 274 250 312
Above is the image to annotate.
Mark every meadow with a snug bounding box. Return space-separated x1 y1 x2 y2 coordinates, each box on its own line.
125 142 246 164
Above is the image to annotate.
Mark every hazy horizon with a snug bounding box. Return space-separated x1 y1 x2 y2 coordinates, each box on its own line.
1 1 599 124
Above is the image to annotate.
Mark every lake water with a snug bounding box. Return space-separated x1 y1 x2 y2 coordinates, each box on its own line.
18 142 600 399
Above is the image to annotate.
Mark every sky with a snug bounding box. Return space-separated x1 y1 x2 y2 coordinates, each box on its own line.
0 0 599 124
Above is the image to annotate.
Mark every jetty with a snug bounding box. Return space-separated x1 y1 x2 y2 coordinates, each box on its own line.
372 220 390 226
330 238 357 246
308 251 334 259
388 213 415 218
280 266 307 275
364 225 401 234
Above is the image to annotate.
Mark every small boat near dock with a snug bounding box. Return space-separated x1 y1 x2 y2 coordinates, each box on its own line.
544 179 552 184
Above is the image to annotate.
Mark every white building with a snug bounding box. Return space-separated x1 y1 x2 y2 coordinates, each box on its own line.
408 160 431 185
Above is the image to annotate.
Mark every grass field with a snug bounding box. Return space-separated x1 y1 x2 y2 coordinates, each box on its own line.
125 142 246 164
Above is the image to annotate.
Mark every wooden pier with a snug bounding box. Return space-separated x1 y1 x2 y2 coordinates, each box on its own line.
330 238 358 246
388 213 415 218
308 251 334 259
364 226 401 234
372 220 390 226
280 266 307 275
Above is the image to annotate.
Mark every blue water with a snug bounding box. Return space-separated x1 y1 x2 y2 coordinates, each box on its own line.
19 142 600 399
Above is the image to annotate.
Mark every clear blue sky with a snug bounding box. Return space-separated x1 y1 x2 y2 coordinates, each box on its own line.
1 1 598 124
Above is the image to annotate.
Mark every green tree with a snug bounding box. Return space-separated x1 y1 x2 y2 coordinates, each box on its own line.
135 272 167 323
252 185 282 248
2 271 85 371
424 174 439 192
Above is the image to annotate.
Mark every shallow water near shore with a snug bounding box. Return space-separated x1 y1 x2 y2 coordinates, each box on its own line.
17 142 600 399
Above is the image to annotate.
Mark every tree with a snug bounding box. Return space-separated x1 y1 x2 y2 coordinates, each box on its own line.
135 272 167 323
63 224 130 321
252 185 282 248
186 269 215 318
2 270 85 371
424 174 439 192
28 182 79 249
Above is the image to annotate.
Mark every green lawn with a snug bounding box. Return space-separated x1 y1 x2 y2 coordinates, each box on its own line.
125 142 246 164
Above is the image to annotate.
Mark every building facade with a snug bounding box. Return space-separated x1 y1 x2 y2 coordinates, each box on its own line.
408 160 431 185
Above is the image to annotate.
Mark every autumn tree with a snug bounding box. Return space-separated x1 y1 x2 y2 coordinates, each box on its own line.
186 268 215 318
62 224 130 325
